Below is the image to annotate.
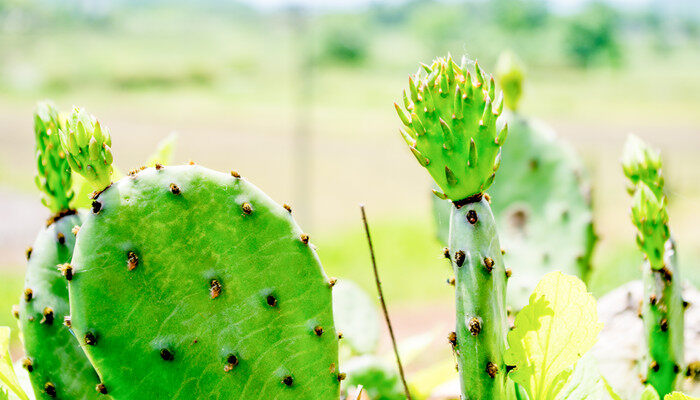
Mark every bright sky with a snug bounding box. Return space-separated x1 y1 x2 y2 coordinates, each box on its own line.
243 0 651 12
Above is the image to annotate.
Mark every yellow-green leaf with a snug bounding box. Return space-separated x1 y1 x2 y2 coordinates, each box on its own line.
505 272 602 400
641 385 661 400
0 328 28 400
665 393 699 400
145 132 178 167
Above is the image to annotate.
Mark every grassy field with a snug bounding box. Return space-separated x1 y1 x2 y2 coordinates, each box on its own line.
1 3 700 358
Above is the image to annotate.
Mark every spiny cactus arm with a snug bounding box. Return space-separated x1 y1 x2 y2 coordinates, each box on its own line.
624 136 684 397
395 55 507 202
495 51 524 112
33 101 74 213
59 107 114 191
450 198 508 399
622 134 664 197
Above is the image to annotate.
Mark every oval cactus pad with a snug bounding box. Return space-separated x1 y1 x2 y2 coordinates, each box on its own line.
69 165 339 399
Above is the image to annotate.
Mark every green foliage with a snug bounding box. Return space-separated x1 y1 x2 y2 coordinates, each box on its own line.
495 51 525 112
69 164 339 398
490 0 549 31
395 55 507 201
630 183 669 270
321 26 369 65
0 327 28 400
622 134 664 197
59 107 114 190
563 2 622 67
505 272 602 400
345 356 405 400
18 212 103 399
33 101 74 213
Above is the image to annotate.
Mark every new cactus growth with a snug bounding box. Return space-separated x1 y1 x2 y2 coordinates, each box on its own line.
432 51 595 309
60 108 340 398
623 135 684 398
18 102 102 399
395 55 509 399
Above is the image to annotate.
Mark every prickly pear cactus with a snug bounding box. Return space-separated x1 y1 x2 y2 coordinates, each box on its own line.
395 55 509 399
66 164 339 398
432 52 595 309
623 135 684 398
17 102 102 399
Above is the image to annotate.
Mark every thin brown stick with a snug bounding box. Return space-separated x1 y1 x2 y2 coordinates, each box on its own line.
360 205 412 400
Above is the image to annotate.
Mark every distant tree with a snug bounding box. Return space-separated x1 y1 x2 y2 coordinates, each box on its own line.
491 0 549 31
564 2 622 68
320 26 369 66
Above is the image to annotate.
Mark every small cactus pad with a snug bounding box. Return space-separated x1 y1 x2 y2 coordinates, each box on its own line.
34 101 74 213
59 107 113 190
623 136 684 397
395 55 507 201
433 114 595 309
18 212 103 399
68 165 339 399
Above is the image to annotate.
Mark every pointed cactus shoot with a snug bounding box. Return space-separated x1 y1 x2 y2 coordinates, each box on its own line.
33 101 74 213
396 55 509 399
395 55 507 201
59 107 114 190
623 135 684 398
495 51 525 112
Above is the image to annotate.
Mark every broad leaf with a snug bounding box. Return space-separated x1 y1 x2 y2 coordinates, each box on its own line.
505 272 602 400
0 328 28 400
665 393 699 400
558 354 621 400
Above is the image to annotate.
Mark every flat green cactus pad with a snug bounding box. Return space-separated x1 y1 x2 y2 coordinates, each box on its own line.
18 212 103 399
433 113 595 309
68 165 339 399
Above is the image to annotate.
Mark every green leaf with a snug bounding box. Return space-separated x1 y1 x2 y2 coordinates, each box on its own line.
505 272 602 400
665 393 699 400
558 354 621 400
0 328 28 400
641 385 661 400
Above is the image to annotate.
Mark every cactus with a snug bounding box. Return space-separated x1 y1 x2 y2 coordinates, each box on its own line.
623 135 684 398
395 55 509 399
432 51 595 309
59 108 340 398
16 102 102 399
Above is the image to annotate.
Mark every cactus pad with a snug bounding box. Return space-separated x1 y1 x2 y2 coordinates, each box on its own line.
68 165 339 399
395 55 507 201
18 212 103 399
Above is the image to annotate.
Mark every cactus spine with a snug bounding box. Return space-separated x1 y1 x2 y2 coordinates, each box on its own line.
395 55 508 399
60 109 340 398
623 135 684 397
18 102 102 399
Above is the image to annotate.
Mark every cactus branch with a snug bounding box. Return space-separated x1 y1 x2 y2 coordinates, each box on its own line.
360 205 412 400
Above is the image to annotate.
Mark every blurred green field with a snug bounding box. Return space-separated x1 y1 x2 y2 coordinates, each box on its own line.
1 0 700 357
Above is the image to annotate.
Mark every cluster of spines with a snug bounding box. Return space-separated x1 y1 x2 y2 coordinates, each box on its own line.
59 107 114 190
395 55 508 201
34 101 74 213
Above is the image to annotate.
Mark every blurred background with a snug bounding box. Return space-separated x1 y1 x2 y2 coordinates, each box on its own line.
0 0 699 384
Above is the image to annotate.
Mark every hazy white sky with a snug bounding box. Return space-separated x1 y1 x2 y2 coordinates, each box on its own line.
244 0 651 12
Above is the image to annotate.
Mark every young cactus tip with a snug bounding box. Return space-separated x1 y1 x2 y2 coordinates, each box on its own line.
59 106 114 190
495 51 525 112
631 182 670 270
622 134 663 196
395 54 507 202
34 101 74 213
